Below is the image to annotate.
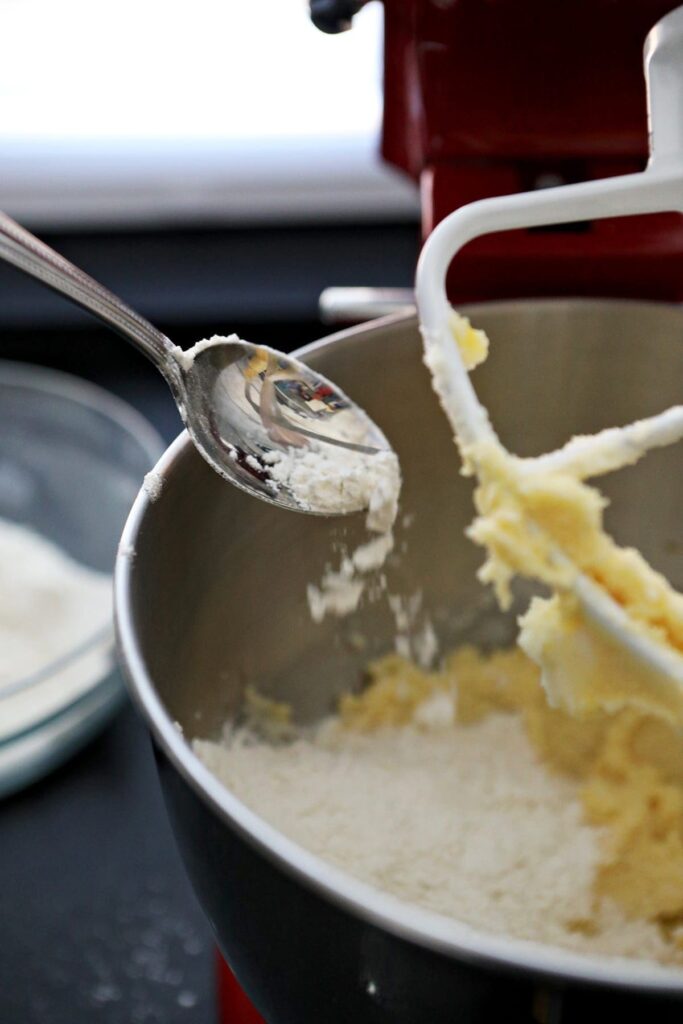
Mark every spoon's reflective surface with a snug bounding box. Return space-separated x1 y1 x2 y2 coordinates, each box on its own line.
175 337 391 511
0 211 391 514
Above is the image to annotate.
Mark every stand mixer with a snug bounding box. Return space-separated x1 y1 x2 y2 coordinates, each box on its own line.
191 2 683 1019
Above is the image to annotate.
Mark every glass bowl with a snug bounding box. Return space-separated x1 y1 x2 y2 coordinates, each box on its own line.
0 361 164 798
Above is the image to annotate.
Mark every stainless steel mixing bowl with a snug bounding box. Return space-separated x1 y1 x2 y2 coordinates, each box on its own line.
116 300 683 1023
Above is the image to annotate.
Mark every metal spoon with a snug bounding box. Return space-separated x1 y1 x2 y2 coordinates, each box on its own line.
0 211 391 514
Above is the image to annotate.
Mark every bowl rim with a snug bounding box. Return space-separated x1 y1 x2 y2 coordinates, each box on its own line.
0 359 164 710
115 299 683 994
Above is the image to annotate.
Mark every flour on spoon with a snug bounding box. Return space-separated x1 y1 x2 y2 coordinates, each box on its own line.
282 444 401 622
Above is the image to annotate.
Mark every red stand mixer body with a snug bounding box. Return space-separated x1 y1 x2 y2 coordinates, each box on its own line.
218 3 682 1020
383 0 683 301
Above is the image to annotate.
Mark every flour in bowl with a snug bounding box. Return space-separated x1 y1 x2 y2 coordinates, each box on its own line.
0 517 112 738
195 645 683 969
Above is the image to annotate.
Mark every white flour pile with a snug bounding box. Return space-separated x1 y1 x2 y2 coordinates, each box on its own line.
0 517 112 737
195 703 682 967
264 443 398 524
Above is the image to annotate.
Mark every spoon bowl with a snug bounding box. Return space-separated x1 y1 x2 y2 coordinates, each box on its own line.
173 336 393 513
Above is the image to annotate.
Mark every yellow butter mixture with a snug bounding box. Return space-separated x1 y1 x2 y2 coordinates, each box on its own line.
342 644 683 929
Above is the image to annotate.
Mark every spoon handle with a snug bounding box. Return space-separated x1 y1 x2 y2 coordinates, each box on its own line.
0 210 174 371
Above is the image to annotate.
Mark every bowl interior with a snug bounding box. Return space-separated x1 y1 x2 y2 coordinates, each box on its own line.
126 300 683 739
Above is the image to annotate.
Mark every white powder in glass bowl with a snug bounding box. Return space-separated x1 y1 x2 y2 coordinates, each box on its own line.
0 517 112 738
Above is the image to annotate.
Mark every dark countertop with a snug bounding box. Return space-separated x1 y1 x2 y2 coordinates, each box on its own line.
2 708 215 1024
